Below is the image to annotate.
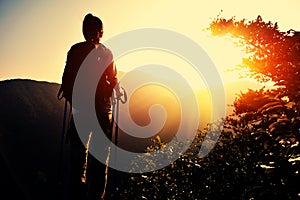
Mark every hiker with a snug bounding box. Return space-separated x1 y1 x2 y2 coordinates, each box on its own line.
58 13 123 200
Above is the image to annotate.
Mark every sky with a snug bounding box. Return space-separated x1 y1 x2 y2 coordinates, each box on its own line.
0 0 300 85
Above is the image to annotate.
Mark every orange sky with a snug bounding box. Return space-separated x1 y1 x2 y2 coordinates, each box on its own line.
1 0 299 134
1 0 299 85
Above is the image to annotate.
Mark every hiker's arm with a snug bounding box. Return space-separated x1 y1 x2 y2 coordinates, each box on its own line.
107 61 122 97
60 48 73 100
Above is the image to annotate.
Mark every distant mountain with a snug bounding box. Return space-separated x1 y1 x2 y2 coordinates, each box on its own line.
0 79 65 200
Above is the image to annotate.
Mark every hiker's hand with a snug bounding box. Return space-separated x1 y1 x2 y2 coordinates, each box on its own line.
115 89 124 99
115 87 127 103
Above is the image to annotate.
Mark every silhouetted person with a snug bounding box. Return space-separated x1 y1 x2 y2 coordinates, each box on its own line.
58 13 122 200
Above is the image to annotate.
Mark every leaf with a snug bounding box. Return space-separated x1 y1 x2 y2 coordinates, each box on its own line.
261 104 284 114
263 141 269 150
257 101 281 113
156 135 161 143
285 101 296 108
218 141 223 147
277 118 290 124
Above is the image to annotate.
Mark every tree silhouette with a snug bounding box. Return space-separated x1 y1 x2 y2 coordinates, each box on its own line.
210 15 300 102
209 15 300 199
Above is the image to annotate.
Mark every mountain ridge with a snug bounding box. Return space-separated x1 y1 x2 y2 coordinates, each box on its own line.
0 78 65 200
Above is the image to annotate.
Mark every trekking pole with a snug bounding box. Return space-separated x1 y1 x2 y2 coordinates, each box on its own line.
115 96 120 146
101 93 117 199
100 87 127 199
114 87 127 187
103 87 127 198
114 87 127 146
57 99 68 183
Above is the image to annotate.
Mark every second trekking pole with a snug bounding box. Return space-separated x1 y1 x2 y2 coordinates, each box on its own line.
103 87 127 198
113 87 127 146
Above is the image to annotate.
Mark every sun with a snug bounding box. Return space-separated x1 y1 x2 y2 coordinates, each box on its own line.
113 32 255 122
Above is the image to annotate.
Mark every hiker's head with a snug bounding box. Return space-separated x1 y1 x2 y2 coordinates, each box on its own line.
82 13 103 43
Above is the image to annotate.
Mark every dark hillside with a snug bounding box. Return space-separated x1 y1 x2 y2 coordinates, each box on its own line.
0 79 65 200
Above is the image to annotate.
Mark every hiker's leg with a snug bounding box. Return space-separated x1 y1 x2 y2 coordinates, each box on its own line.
69 143 86 200
67 118 87 200
98 112 112 141
100 112 121 198
85 154 107 200
85 112 112 199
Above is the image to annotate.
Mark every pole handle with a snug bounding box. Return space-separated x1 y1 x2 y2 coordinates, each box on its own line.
119 87 127 104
